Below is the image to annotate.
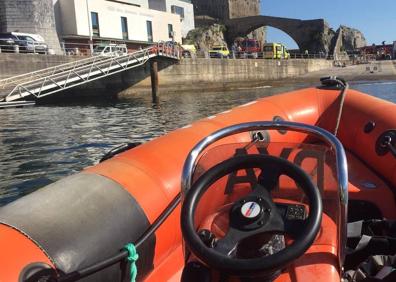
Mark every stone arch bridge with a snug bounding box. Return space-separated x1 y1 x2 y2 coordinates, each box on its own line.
225 16 331 54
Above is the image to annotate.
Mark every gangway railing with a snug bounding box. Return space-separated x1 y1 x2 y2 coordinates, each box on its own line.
0 55 111 90
0 42 180 102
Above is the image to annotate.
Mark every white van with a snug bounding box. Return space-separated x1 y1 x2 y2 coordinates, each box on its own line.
93 44 128 57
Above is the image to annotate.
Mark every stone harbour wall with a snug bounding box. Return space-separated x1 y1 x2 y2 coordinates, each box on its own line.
116 58 334 96
0 55 334 98
0 53 80 79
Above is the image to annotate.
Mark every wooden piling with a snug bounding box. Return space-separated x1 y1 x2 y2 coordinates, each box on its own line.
150 60 159 103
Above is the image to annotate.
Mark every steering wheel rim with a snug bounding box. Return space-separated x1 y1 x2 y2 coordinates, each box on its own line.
181 154 323 276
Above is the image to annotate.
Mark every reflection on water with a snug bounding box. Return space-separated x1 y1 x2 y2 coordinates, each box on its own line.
0 81 395 205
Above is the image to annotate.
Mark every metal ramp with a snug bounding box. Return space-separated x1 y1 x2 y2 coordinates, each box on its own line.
0 43 179 102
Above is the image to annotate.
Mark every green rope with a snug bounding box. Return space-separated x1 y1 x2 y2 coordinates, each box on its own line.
124 243 139 282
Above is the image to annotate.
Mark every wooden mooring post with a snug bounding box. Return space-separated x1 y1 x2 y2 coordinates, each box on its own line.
150 60 159 103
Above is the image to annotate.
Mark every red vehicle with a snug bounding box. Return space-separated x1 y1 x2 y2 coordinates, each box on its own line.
360 44 393 60
239 38 261 59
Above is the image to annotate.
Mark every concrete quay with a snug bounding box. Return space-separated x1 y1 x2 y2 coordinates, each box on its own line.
300 60 396 82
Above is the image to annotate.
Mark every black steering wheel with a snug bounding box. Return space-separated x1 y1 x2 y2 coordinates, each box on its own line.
181 154 323 277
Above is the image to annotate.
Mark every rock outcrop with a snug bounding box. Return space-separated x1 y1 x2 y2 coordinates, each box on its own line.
320 24 337 55
339 25 367 51
184 24 227 51
328 25 367 59
324 24 366 57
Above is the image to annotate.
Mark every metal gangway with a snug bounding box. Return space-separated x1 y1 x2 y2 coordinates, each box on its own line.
0 43 180 102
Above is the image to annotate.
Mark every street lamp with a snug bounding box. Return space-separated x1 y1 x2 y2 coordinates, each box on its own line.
86 0 93 54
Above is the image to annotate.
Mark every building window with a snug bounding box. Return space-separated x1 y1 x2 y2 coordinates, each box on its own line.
146 21 153 42
168 24 173 39
171 5 184 20
91 12 100 37
121 17 128 40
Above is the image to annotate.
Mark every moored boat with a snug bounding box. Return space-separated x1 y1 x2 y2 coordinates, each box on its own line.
1 77 396 282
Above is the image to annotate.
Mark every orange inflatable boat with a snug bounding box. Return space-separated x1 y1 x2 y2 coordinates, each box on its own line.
1 77 396 282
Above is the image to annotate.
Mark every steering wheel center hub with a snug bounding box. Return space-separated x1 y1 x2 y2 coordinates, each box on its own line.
230 196 272 231
241 201 261 219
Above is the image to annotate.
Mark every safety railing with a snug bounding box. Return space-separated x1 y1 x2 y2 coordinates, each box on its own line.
0 55 110 90
1 42 180 102
183 51 335 60
0 42 179 90
60 42 130 57
61 42 93 57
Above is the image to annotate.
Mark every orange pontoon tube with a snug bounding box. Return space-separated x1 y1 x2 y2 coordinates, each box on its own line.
0 78 396 282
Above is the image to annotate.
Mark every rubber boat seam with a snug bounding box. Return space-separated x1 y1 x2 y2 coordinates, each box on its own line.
197 119 227 128
0 222 57 268
90 158 167 191
105 158 173 202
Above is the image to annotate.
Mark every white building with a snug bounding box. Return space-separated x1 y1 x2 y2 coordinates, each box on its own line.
148 0 195 38
55 0 183 47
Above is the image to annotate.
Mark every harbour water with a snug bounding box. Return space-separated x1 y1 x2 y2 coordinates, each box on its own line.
0 81 395 205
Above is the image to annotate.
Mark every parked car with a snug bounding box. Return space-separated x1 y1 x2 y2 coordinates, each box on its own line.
0 32 48 54
12 32 48 54
93 44 128 56
209 45 230 58
0 34 16 52
181 44 196 58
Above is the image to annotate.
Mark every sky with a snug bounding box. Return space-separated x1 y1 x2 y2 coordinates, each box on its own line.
261 0 396 49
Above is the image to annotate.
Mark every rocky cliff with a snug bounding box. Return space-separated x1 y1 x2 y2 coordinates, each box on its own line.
326 24 366 56
340 25 367 51
184 24 228 51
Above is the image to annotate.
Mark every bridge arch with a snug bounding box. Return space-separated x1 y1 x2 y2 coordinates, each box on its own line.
266 27 299 49
225 16 328 53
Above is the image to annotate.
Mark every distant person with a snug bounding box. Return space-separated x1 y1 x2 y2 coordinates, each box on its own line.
231 43 237 59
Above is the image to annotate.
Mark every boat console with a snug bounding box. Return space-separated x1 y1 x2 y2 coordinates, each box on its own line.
180 122 348 281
